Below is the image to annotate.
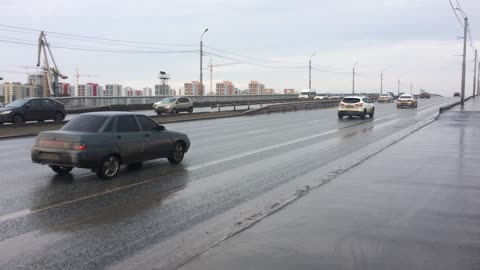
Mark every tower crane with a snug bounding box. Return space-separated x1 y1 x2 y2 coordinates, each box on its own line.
37 31 68 97
208 59 240 95
75 68 100 97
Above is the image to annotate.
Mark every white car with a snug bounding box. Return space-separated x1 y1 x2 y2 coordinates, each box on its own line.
338 96 375 119
378 93 394 103
397 94 417 108
314 95 328 100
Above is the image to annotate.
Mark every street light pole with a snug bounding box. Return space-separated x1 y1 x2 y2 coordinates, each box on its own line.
397 79 400 96
456 8 468 105
309 52 316 89
380 73 383 94
352 61 358 95
200 28 208 96
474 49 477 98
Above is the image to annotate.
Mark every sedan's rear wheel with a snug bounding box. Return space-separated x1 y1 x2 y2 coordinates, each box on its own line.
171 108 178 115
369 108 374 118
54 112 64 121
360 110 366 119
338 113 344 119
97 155 121 179
188 107 193 113
168 142 185 164
50 166 73 174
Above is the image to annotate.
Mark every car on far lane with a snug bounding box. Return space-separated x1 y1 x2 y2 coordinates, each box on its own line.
0 97 66 124
314 94 328 100
153 97 194 115
378 93 394 103
338 96 375 119
453 92 460 97
31 112 190 179
397 94 417 108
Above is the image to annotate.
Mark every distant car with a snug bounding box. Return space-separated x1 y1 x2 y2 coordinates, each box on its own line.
397 94 417 108
329 95 342 100
298 89 316 99
419 91 431 99
378 93 394 103
0 97 66 124
338 96 375 119
453 92 460 97
31 112 190 179
153 97 193 115
314 95 328 100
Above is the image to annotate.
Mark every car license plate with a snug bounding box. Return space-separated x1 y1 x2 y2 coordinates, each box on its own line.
39 152 60 161
346 105 354 108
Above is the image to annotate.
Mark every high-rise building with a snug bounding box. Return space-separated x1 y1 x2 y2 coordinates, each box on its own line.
104 84 122 97
284 89 296 94
155 84 171 96
216 81 235 96
57 83 75 96
265 88 275 95
27 74 46 97
143 87 153 96
77 83 103 96
2 82 39 103
124 87 144 96
184 81 202 96
248 80 265 95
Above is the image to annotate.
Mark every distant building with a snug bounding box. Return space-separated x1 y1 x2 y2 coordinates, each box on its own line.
104 84 122 97
143 87 153 96
265 88 275 95
216 81 235 96
184 81 202 96
284 89 296 94
248 80 265 95
125 87 143 96
2 82 39 103
155 84 172 96
77 83 103 97
57 83 74 96
27 74 46 97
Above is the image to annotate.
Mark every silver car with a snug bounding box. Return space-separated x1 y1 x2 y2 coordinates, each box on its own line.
153 97 194 115
31 112 190 179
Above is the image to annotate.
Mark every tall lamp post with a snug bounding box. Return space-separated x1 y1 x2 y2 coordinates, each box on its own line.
309 52 316 89
455 8 468 106
352 61 358 94
200 28 208 96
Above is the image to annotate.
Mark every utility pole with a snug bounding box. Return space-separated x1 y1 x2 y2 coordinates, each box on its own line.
473 49 477 98
309 53 316 89
460 16 468 105
352 67 355 94
410 83 413 94
200 28 208 96
478 62 480 96
397 80 400 96
209 59 213 96
380 73 383 94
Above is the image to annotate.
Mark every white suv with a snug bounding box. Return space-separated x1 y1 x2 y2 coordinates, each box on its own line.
338 96 375 119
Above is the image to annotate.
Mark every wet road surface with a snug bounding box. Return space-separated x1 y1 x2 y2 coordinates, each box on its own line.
179 107 480 270
0 97 456 269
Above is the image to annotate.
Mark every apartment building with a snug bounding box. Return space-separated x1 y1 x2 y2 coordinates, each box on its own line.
104 84 122 97
143 87 153 96
57 83 75 96
2 82 39 103
248 80 265 95
77 83 103 97
184 81 202 96
216 81 235 96
265 88 275 95
284 89 296 94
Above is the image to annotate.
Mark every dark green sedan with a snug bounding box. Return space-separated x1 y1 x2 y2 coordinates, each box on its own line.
31 112 190 179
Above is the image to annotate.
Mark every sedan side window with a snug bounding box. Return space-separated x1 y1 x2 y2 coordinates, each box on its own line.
28 99 42 108
41 99 55 109
116 115 140 133
136 115 158 131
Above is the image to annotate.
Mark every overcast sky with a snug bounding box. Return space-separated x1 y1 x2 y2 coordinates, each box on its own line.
1 0 479 96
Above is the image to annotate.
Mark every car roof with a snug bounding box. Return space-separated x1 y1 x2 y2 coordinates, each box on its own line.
342 96 366 99
79 111 143 117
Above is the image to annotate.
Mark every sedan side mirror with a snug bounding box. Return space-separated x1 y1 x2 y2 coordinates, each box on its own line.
157 125 165 131
25 104 30 109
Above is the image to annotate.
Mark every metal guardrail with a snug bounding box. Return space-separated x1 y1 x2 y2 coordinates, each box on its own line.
54 95 299 108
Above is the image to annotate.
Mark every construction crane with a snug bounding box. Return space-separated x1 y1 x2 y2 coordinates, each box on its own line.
37 31 67 97
208 59 240 95
74 68 100 97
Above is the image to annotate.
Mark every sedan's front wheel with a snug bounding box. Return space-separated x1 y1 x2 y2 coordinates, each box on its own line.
50 166 73 174
97 155 121 179
168 142 185 164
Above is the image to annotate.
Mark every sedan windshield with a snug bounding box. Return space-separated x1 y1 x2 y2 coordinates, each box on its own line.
159 98 177 104
400 95 412 99
5 99 28 108
61 115 108 132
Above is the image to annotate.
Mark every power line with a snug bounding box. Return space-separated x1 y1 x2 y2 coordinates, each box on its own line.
448 0 464 27
0 24 196 47
204 51 307 69
0 39 198 54
204 45 307 65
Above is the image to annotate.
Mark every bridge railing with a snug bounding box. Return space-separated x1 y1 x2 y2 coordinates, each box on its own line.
53 95 299 108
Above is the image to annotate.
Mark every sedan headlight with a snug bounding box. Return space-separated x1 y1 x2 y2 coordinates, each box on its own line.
0 110 12 115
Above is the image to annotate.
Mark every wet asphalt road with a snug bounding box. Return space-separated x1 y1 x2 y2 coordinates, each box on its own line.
0 97 455 269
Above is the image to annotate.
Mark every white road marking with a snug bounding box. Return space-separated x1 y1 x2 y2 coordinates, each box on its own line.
247 129 270 134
